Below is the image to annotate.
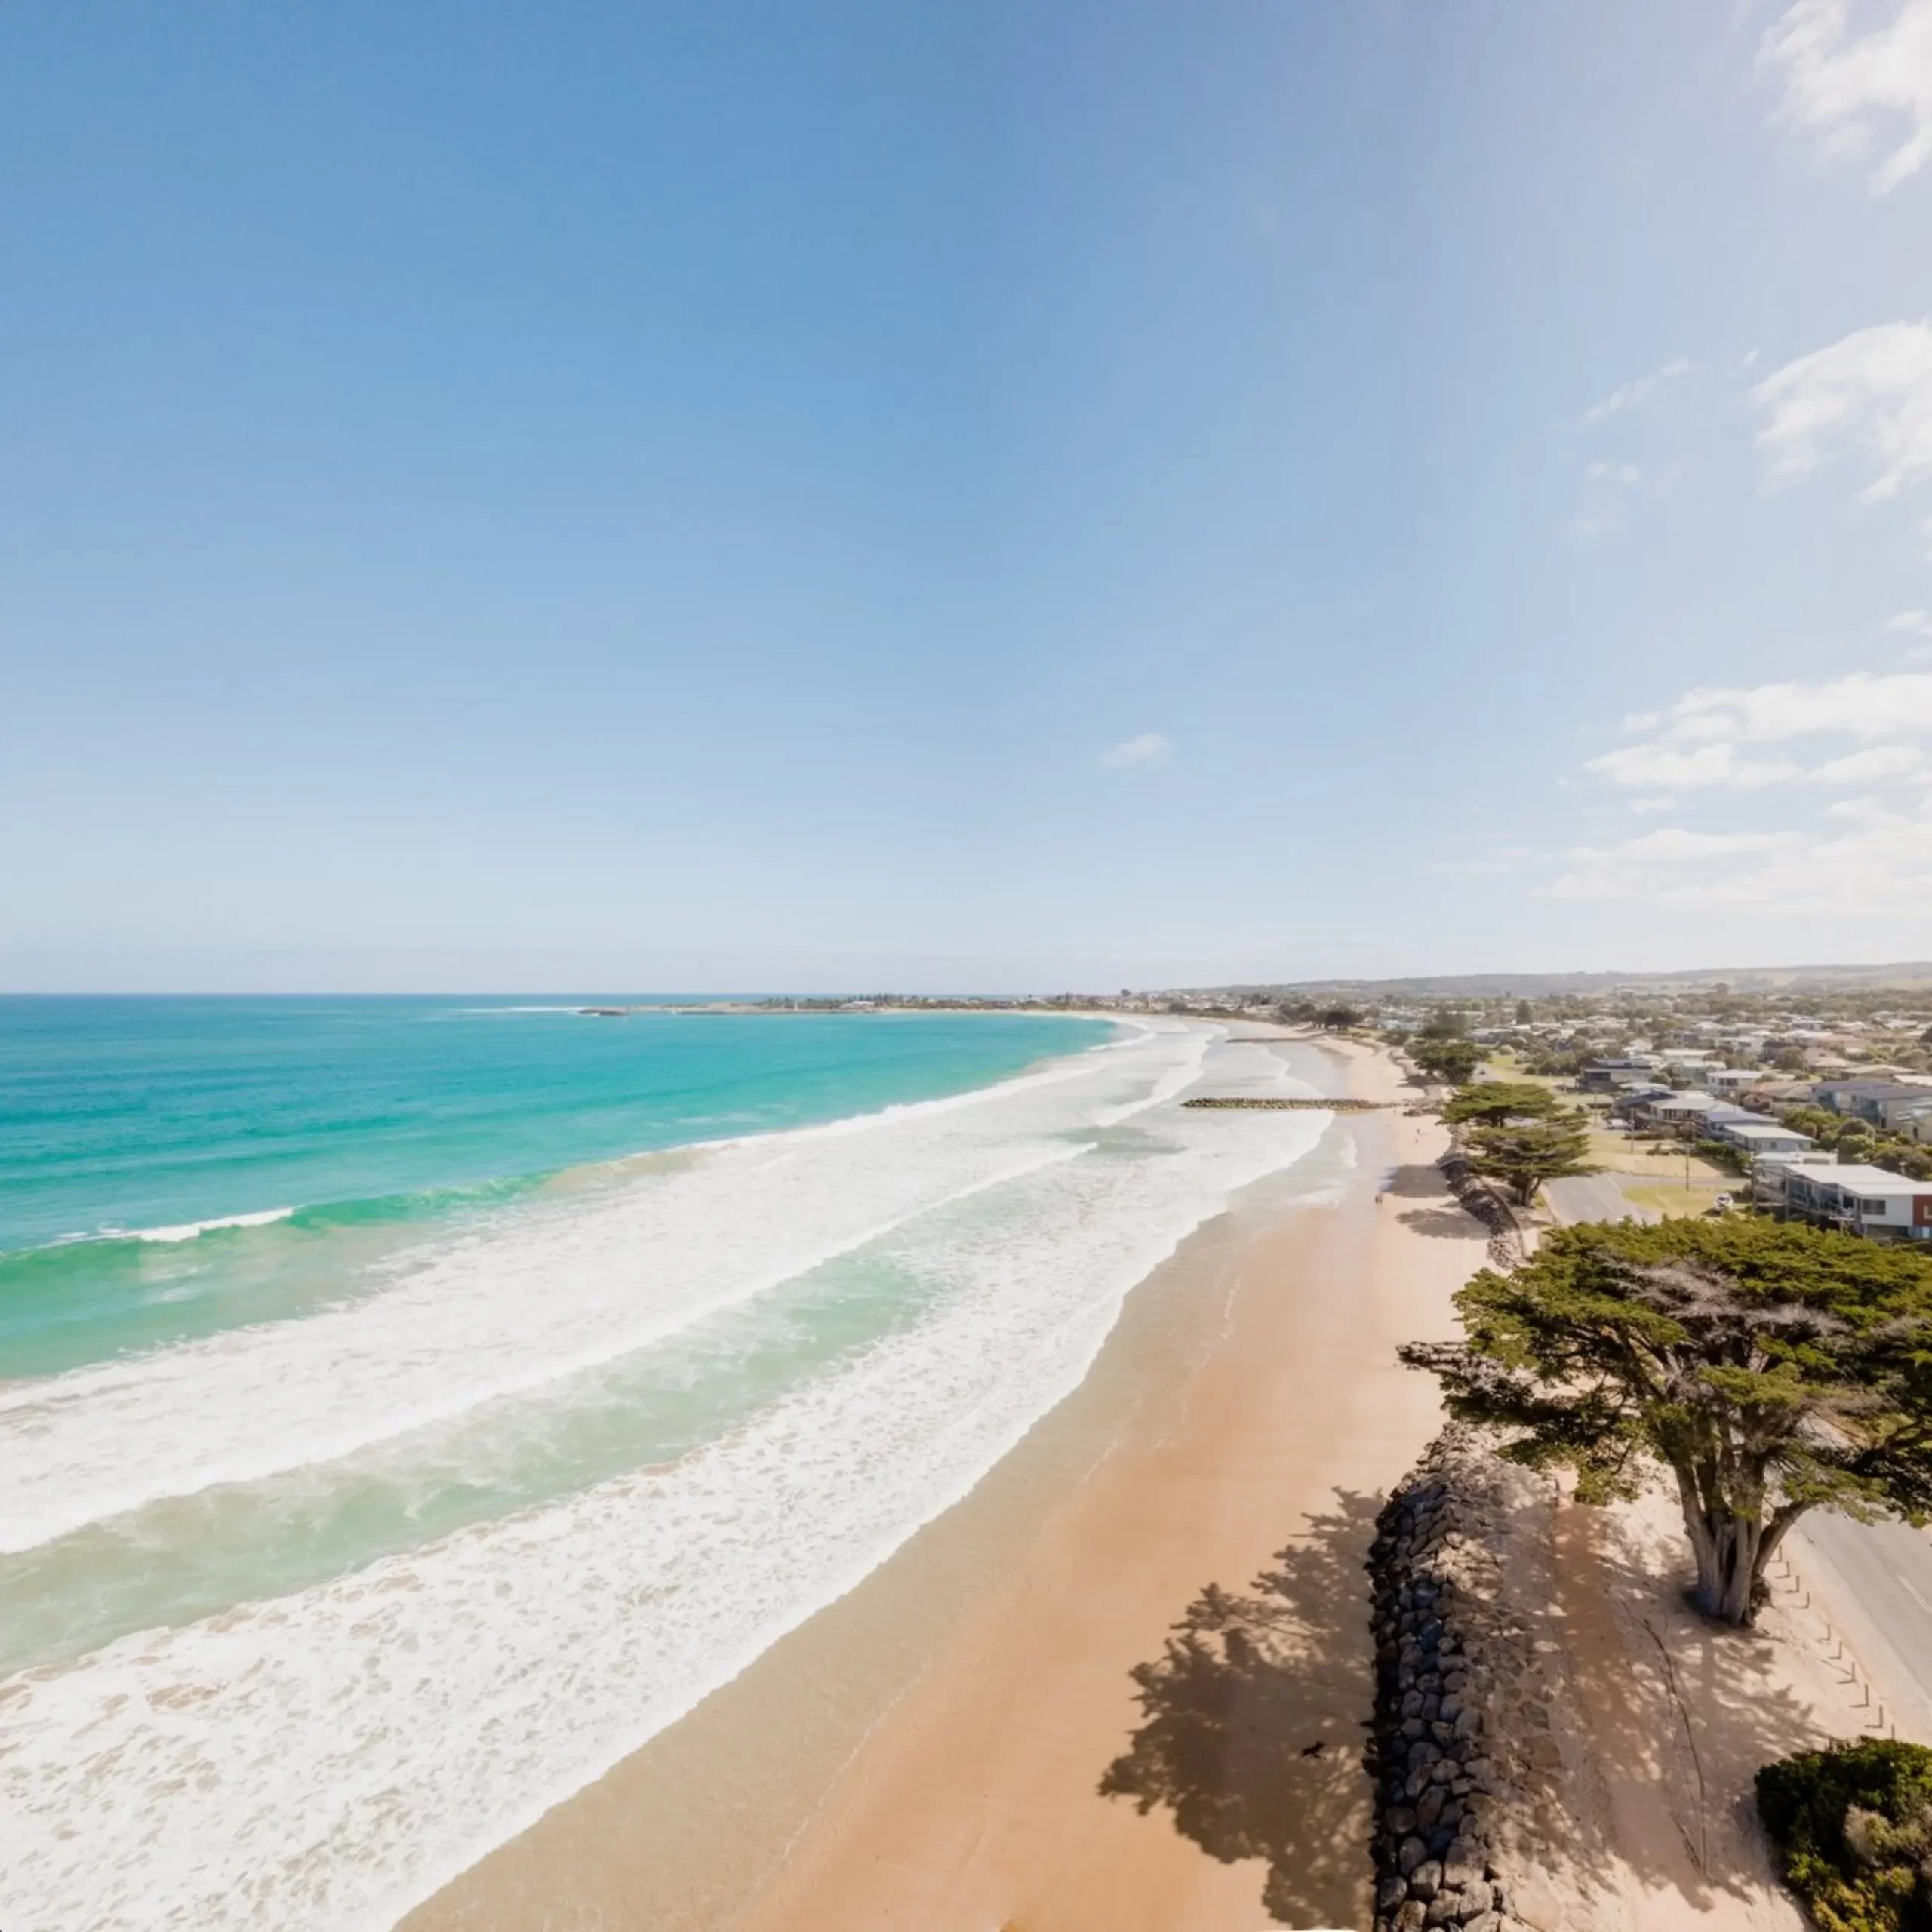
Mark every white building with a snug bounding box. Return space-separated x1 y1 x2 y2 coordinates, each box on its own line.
1714 1121 1817 1157
1757 1158 1932 1241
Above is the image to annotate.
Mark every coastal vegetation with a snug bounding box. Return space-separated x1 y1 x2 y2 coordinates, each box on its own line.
1460 1112 1596 1206
1757 1738 1932 1932
1402 1218 1932 1626
1439 1079 1596 1205
1411 1035 1484 1084
1439 1081 1560 1127
1777 1104 1932 1183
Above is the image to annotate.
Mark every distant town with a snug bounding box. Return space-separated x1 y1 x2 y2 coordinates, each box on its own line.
660 971 1932 1242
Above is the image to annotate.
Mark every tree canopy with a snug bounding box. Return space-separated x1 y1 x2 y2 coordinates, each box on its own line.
1403 1218 1932 1625
1460 1113 1596 1204
1440 1081 1561 1127
1411 1035 1484 1084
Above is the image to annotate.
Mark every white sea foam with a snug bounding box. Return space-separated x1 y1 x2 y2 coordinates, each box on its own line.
0 1026 1192 1552
0 1026 1337 1932
111 1208 297 1244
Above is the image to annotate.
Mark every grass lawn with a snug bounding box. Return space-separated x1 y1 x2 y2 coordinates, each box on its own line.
1620 1180 1733 1220
1482 1049 1566 1094
1589 1128 1733 1182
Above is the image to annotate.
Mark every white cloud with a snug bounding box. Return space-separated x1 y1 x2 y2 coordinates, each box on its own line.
1823 793 1911 821
1097 731 1174 769
1762 0 1932 194
1560 663 1932 910
1573 460 1647 538
1585 674 1932 795
1617 828 1800 863
1801 743 1926 781
1546 801 1932 909
1578 358 1693 429
1884 606 1932 633
1587 742 1801 789
1752 321 1932 499
1636 670 1932 746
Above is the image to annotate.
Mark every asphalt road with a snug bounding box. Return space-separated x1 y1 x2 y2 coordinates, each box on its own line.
1542 1172 1661 1225
1790 1510 1932 1741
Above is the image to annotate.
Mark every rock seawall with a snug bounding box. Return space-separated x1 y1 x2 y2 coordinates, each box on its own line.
1435 1153 1527 1269
1367 1428 1566 1932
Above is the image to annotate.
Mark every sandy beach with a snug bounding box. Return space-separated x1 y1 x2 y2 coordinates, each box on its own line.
406 1036 1486 1932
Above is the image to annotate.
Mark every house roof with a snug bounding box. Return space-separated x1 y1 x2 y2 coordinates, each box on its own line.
1784 1163 1932 1194
1816 1081 1932 1101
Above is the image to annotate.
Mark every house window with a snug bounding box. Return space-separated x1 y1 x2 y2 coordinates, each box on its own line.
1860 1199 1890 1216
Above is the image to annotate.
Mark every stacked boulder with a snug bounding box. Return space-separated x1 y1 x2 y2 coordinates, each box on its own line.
1366 1429 1527 1932
1435 1152 1527 1269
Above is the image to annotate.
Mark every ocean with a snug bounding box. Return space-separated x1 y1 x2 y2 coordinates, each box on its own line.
0 996 1338 1931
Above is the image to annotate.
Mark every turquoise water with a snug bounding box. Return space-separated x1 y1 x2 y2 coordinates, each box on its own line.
0 995 1111 1374
0 1005 1343 1932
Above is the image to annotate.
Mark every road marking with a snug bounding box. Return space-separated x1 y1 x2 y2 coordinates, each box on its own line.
1895 1571 1932 1615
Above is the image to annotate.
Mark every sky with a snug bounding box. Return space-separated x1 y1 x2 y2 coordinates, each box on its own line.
5 0 1932 992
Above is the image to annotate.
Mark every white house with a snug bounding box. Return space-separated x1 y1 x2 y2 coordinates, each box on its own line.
1714 1121 1817 1157
1704 1069 1760 1095
1759 1159 1932 1241
1621 1090 1719 1128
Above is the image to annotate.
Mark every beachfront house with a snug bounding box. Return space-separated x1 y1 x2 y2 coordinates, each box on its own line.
1605 1085 1679 1126
1622 1091 1727 1133
1713 1120 1817 1158
1756 1158 1932 1242
1579 1057 1666 1092
1740 1078 1820 1111
1812 1080 1932 1130
1703 1069 1760 1095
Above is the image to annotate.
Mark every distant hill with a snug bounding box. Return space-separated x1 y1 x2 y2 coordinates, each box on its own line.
1208 963 1932 1000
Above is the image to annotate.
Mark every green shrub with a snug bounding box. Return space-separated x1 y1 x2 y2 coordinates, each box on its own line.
1694 1137 1750 1177
1757 1739 1932 1931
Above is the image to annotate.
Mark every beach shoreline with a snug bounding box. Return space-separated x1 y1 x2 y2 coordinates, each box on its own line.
404 1034 1486 1932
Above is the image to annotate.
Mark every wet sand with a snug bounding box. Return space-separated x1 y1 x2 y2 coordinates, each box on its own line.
405 1038 1484 1932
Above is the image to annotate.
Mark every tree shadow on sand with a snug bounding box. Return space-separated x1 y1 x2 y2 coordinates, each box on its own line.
1396 1204 1489 1241
1100 1492 1381 1927
1540 1497 1847 1915
1383 1162 1450 1200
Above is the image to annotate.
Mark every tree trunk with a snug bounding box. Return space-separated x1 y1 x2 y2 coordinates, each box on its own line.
1678 1494 1800 1627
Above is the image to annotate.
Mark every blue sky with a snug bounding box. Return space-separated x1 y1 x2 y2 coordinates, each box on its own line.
5 0 1932 991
